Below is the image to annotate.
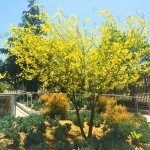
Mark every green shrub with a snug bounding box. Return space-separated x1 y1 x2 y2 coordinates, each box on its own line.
0 116 20 146
0 115 46 147
99 121 137 150
54 123 71 141
100 134 134 150
68 111 102 128
40 93 70 119
137 122 150 143
112 121 137 140
17 115 46 146
33 100 44 111
24 130 44 146
133 113 147 123
142 144 150 150
68 111 89 127
44 115 60 127
74 137 99 150
56 140 72 150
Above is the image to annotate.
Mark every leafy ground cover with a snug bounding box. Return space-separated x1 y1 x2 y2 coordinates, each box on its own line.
0 96 150 150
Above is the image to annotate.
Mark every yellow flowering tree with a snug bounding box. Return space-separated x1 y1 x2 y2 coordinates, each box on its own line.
8 10 150 138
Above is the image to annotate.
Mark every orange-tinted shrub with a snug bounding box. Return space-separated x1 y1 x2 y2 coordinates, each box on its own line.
96 96 116 113
40 93 70 119
39 94 49 103
102 99 134 126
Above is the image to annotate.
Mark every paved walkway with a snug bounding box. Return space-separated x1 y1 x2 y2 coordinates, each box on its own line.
143 115 150 122
16 106 29 117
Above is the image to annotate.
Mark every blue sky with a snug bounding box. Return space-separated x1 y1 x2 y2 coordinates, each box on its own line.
0 0 150 59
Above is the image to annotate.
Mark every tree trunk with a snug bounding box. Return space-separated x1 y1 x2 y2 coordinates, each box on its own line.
72 92 86 139
88 105 95 138
75 108 87 139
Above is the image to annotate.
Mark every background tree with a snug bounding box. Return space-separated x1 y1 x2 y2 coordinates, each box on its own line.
3 0 49 91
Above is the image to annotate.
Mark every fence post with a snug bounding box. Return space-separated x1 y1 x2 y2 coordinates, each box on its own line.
135 94 139 113
11 95 16 116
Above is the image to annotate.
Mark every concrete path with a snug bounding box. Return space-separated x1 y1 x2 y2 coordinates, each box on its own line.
143 115 150 122
16 106 29 117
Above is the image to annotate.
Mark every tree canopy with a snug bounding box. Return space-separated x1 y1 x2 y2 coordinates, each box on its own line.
7 9 150 138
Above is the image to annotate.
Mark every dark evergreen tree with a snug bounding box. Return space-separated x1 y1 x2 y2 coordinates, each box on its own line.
2 0 47 91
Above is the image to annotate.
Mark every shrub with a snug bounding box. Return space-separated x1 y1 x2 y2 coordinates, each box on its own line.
133 113 147 124
136 122 150 143
39 94 49 102
96 96 116 113
33 100 44 111
100 139 134 150
40 93 70 119
142 145 150 150
44 115 60 127
19 115 46 146
54 123 71 141
74 137 100 150
102 100 134 126
0 116 20 146
0 115 46 147
24 130 44 146
113 121 137 140
56 140 72 150
68 111 90 127
99 121 137 149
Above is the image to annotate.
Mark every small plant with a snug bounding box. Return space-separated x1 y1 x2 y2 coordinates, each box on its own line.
130 131 142 145
54 123 71 141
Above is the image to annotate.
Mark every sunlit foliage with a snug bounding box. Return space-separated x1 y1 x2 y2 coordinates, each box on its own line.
7 9 150 138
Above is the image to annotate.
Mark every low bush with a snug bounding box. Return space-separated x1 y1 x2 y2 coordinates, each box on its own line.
32 100 44 111
44 115 60 127
100 139 134 150
40 93 70 119
68 111 90 127
0 116 20 146
99 121 137 149
102 100 134 126
54 123 71 141
39 94 49 102
0 115 46 147
18 115 46 146
142 145 150 150
112 121 137 140
136 122 150 143
96 96 116 113
74 137 100 150
56 140 72 150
